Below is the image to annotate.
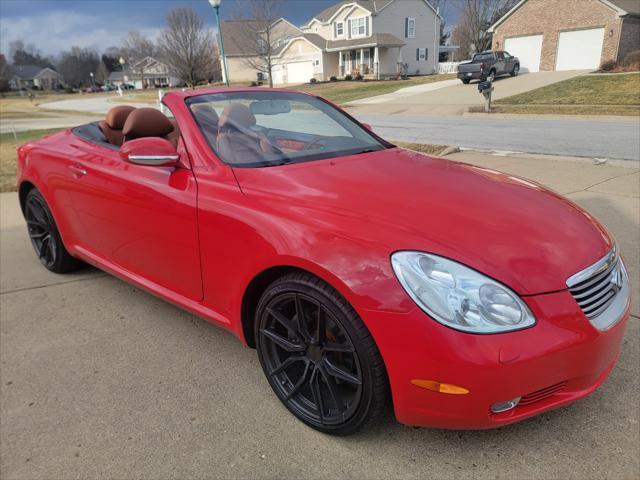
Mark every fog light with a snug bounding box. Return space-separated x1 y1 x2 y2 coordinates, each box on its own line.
491 397 521 413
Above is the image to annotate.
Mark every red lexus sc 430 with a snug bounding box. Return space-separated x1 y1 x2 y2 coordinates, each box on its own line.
17 89 630 434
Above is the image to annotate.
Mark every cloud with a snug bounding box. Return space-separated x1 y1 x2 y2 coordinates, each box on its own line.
0 11 163 57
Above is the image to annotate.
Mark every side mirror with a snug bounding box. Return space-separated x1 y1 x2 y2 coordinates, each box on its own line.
362 123 373 131
120 137 180 167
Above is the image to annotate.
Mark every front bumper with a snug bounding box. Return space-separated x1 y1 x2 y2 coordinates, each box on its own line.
361 289 629 429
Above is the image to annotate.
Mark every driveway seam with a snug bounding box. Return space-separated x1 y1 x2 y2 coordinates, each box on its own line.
563 170 640 196
0 274 107 295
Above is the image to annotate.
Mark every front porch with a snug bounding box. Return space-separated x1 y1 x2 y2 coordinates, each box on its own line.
324 33 406 80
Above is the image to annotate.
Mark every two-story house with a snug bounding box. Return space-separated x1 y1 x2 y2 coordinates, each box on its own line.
220 0 441 84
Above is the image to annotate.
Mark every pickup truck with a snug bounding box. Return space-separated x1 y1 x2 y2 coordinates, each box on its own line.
457 51 520 84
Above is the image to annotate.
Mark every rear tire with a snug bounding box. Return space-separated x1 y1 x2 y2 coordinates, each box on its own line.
24 189 82 273
255 272 389 435
488 69 496 82
461 79 471 84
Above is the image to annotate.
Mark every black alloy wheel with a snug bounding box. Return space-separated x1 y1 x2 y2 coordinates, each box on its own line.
255 273 388 435
24 189 81 273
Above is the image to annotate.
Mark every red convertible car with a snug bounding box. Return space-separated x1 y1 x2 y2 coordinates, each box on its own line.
17 88 630 435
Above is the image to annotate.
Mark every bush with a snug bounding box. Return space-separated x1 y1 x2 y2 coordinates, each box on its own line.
329 76 337 82
355 74 364 81
599 60 617 72
309 77 317 83
64 87 75 94
344 74 353 81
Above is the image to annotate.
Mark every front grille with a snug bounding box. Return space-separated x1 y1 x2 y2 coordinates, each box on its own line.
567 249 623 320
519 381 567 406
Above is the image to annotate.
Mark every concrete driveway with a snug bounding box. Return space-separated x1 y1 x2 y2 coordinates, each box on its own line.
1 152 638 479
348 71 588 115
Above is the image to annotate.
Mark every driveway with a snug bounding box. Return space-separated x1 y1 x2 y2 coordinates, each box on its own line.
348 71 589 115
1 152 638 479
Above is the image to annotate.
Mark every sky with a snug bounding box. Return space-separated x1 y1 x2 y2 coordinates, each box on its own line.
0 0 460 58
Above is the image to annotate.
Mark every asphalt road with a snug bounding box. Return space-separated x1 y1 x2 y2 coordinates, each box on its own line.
355 113 640 161
1 151 638 479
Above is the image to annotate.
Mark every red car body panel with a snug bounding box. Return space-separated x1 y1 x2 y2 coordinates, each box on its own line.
16 87 629 429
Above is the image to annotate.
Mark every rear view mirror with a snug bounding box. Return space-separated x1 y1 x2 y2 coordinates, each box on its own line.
120 137 180 167
249 100 291 115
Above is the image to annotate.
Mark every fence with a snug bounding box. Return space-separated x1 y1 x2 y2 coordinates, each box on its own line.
437 62 461 74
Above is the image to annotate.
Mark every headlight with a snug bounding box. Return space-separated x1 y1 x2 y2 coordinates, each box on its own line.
391 251 536 333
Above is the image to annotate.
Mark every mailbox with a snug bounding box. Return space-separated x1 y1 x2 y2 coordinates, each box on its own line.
478 80 493 93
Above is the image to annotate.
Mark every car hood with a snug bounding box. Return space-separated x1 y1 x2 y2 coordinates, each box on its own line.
233 148 612 295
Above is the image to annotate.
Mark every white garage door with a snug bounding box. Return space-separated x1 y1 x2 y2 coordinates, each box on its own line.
504 35 543 73
271 65 285 85
556 28 604 71
286 61 315 84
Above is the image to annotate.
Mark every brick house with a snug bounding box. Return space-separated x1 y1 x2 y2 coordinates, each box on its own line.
488 0 640 72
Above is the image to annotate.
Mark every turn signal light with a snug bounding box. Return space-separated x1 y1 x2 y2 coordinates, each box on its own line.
410 379 469 395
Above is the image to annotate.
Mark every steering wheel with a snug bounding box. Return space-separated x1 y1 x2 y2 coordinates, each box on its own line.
303 135 329 151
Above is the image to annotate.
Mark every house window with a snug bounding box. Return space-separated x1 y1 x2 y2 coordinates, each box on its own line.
406 17 416 38
351 17 367 37
336 22 344 36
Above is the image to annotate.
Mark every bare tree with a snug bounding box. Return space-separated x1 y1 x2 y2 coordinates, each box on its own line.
451 0 518 58
121 31 155 86
9 39 54 68
231 0 283 87
0 54 13 92
57 47 100 88
157 7 219 87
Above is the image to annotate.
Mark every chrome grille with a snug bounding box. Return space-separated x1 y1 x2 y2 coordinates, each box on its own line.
566 247 629 331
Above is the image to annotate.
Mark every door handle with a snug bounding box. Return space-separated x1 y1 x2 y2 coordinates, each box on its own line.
68 164 87 176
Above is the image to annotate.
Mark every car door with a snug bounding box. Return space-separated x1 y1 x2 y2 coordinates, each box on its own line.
495 52 506 74
66 134 203 301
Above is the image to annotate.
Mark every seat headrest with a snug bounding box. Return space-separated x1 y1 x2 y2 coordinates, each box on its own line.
192 103 219 125
122 108 174 140
219 103 256 130
105 106 136 129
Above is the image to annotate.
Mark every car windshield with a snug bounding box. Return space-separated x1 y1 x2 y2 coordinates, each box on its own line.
186 91 390 168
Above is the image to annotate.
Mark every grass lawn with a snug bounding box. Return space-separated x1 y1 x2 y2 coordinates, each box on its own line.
392 141 449 156
0 92 106 119
113 75 457 106
0 129 63 192
492 72 640 116
293 74 456 104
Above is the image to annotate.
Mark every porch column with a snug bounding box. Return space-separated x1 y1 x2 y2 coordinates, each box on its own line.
397 47 403 75
374 46 379 80
339 51 343 77
360 48 364 74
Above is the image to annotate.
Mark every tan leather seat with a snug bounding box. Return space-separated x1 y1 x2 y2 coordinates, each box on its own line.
122 108 175 143
216 103 275 164
191 103 219 145
99 106 136 146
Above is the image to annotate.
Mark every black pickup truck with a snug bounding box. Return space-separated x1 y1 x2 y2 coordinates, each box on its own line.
457 51 520 84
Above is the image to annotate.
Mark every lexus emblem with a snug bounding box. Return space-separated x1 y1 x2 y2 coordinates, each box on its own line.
610 268 623 292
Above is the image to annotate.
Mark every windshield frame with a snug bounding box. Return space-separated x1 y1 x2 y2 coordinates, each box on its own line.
185 90 394 168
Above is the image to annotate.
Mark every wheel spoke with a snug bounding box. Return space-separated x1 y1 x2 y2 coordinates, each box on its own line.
260 328 305 352
323 342 354 353
27 219 48 230
318 364 344 415
39 234 51 260
315 305 326 345
294 294 313 343
285 361 311 400
269 355 305 376
323 357 361 385
310 368 325 424
28 200 48 226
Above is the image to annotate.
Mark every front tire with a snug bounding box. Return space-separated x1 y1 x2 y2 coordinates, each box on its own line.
24 189 82 273
510 64 520 77
255 273 388 435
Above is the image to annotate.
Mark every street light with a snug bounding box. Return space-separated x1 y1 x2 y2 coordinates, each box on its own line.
208 0 230 87
89 72 95 87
